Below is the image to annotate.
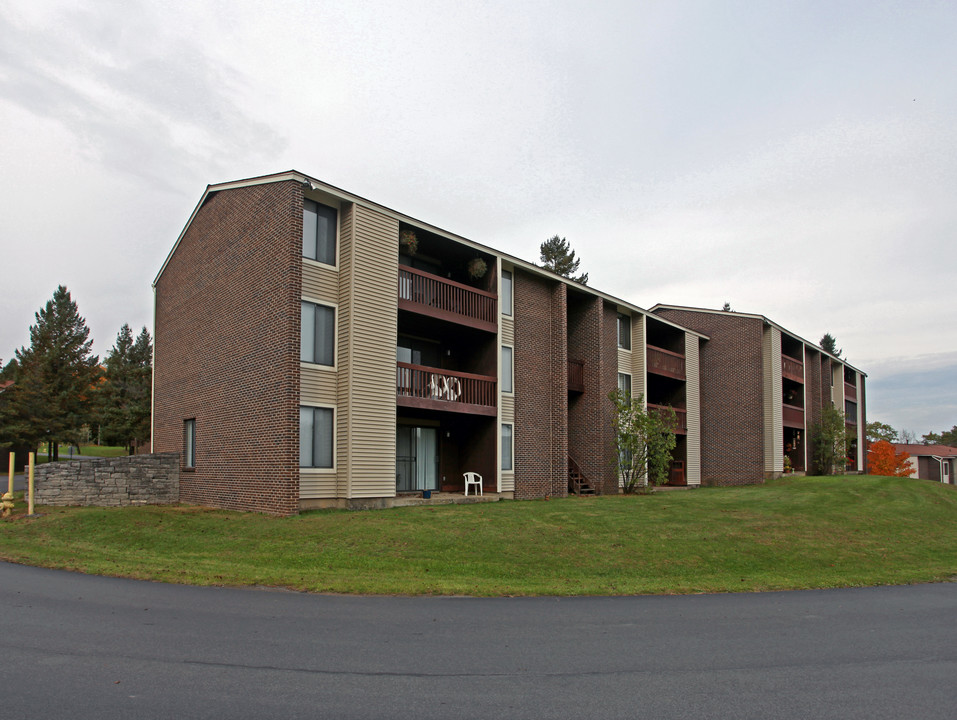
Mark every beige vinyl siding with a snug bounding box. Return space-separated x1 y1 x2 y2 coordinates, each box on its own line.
300 468 338 498
831 360 845 408
501 315 515 346
630 314 646 399
300 365 336 404
500 312 515 492
302 262 338 303
337 204 400 499
684 333 701 486
763 326 783 474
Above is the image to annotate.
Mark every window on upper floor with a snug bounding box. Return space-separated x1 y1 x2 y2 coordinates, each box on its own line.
617 313 631 350
300 406 334 468
303 199 337 266
301 301 335 366
501 270 513 316
502 345 513 393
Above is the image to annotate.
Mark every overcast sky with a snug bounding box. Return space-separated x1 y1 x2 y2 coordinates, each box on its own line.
1 0 955 438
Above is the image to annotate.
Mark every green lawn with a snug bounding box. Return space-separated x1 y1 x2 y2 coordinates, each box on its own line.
1 475 955 596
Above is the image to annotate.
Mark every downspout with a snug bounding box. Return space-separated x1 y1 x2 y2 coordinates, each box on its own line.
930 456 944 483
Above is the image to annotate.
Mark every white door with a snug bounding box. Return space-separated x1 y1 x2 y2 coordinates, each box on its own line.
943 461 951 484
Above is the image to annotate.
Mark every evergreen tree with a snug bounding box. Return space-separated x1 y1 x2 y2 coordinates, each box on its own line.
539 235 588 284
97 324 153 454
12 286 100 461
819 333 842 358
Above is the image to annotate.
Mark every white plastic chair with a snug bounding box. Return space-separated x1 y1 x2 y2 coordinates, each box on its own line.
463 472 483 497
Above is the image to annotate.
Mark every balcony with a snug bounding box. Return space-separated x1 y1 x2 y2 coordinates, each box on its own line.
782 403 804 428
568 359 585 393
648 403 687 434
398 267 497 333
647 345 685 380
782 354 804 383
396 362 497 416
844 381 857 401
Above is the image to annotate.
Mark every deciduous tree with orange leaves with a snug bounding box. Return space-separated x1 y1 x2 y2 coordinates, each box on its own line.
867 440 912 477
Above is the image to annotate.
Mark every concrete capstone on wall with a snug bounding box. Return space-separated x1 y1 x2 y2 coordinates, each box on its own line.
34 453 180 507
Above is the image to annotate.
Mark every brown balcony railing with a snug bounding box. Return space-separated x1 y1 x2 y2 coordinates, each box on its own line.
648 403 687 434
647 345 685 380
782 354 804 383
568 359 585 393
782 403 804 428
398 266 497 332
396 362 496 416
844 382 857 401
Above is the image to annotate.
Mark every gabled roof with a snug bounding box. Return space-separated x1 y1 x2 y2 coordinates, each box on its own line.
154 170 708 341
893 443 957 457
650 303 865 376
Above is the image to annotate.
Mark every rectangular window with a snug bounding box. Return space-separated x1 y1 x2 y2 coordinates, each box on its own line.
300 406 334 468
501 424 513 471
301 301 335 366
502 346 514 393
618 372 631 395
302 199 337 265
184 419 196 469
501 269 513 317
617 313 631 350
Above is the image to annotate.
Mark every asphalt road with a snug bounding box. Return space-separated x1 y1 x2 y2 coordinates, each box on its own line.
1 562 954 719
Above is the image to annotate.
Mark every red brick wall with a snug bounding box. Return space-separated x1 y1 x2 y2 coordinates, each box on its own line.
804 346 823 472
600 302 621 492
513 272 568 498
567 294 608 492
653 310 766 485
153 181 302 515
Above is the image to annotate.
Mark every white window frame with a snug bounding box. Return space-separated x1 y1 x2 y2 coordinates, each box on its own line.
302 199 339 268
300 298 337 369
184 418 196 469
501 423 514 471
299 404 336 470
618 372 632 395
502 344 514 394
617 313 632 351
501 269 513 317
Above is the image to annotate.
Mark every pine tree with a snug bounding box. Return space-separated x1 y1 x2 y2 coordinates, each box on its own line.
819 333 842 358
13 286 100 461
97 325 153 454
539 235 588 284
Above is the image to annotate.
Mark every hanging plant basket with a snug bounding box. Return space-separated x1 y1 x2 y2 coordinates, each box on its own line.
399 229 418 255
467 257 487 280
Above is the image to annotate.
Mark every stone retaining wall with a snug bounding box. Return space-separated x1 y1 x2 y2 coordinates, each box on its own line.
35 453 180 507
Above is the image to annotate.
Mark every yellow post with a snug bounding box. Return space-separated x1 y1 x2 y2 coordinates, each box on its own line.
1 451 13 517
28 452 35 516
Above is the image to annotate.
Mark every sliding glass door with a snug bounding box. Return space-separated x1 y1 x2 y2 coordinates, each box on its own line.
396 426 439 492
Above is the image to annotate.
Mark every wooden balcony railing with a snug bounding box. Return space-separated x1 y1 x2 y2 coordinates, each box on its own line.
648 403 687 434
396 362 496 416
844 382 857 401
568 359 585 393
782 354 804 383
647 345 685 380
398 266 497 332
782 403 804 428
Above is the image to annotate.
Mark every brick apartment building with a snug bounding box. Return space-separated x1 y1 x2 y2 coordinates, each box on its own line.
152 171 706 515
650 306 867 484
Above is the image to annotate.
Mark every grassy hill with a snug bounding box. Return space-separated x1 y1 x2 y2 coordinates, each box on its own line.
2 475 955 595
